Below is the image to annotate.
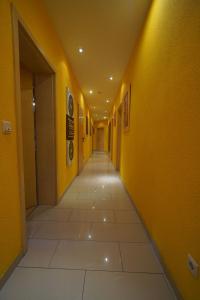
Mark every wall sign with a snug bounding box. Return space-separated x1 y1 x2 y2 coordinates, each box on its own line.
66 88 74 165
123 84 131 132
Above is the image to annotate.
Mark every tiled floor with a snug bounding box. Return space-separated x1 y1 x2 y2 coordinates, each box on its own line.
0 152 176 300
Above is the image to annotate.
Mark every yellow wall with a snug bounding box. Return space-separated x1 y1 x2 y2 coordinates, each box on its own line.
93 120 108 152
111 1 200 299
0 0 92 280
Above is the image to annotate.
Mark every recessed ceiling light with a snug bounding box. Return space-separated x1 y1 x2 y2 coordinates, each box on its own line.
104 116 107 119
106 99 110 103
109 76 113 81
78 47 84 53
89 90 93 94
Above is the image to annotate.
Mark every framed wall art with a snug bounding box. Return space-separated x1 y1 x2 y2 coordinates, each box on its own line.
66 88 74 166
123 84 131 131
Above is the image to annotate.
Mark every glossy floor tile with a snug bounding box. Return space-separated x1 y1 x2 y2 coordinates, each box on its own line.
50 240 122 271
57 198 95 209
1 152 176 300
32 221 91 240
83 271 176 300
27 221 42 238
94 198 133 210
91 223 149 242
115 209 141 223
18 239 58 268
120 243 163 273
69 209 114 223
30 206 72 222
0 268 84 300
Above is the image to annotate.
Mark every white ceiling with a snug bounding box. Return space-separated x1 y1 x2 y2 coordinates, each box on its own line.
43 0 152 120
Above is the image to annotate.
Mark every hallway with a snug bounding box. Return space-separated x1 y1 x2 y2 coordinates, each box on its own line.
0 153 176 300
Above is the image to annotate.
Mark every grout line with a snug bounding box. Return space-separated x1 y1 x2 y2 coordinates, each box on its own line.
118 242 124 272
29 222 43 239
81 270 87 300
27 237 150 244
17 265 163 275
50 207 136 212
47 240 60 267
28 219 141 225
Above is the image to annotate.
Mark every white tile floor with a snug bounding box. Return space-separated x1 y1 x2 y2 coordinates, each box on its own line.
0 152 177 300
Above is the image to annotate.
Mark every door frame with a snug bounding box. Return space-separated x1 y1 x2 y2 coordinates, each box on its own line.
77 103 84 174
11 5 57 253
116 104 123 171
110 119 113 160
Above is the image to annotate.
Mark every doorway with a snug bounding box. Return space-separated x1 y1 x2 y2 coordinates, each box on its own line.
12 9 57 248
116 104 122 171
110 119 113 160
96 128 104 152
78 104 84 174
108 121 111 154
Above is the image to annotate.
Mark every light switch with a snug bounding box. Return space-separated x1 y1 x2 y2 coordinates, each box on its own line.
2 120 12 135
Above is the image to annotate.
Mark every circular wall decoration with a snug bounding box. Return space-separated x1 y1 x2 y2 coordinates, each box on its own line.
68 93 74 117
69 140 74 161
66 88 74 166
67 140 74 165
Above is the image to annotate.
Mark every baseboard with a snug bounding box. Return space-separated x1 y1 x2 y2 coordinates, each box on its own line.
121 179 184 300
0 251 25 290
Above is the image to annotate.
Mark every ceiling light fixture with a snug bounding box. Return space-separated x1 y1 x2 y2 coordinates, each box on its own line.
78 47 84 53
89 90 93 94
106 99 110 103
109 76 113 81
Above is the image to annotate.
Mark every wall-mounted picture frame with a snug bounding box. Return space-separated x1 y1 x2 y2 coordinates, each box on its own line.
66 88 74 166
123 84 131 131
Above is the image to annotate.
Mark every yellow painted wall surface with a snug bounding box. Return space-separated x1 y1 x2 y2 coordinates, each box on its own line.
0 0 92 280
111 1 200 299
93 120 108 152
